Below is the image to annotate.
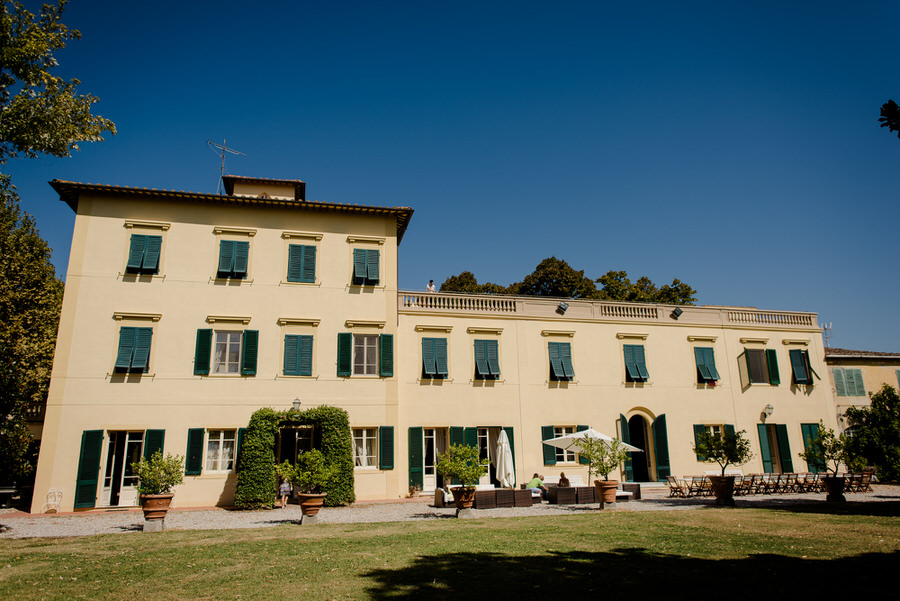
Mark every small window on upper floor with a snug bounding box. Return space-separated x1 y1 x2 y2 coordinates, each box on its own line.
352 248 380 285
474 339 500 380
693 347 720 383
114 326 153 373
422 337 448 379
623 344 649 382
125 234 162 275
217 240 250 279
738 348 779 387
548 342 574 381
194 328 258 376
336 332 393 377
834 367 866 396
283 334 313 376
286 244 316 283
788 349 818 385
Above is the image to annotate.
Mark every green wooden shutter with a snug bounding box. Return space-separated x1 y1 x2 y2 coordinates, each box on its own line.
74 430 103 509
283 334 300 375
232 240 249 278
287 245 304 282
896 369 900 390
464 427 478 448
849 369 865 396
408 427 423 489
449 427 465 447
194 329 212 375
548 342 564 379
486 339 500 376
693 424 707 460
620 414 633 481
241 330 258 376
757 424 773 472
504 426 516 478
143 429 165 459
766 349 780 385
236 428 247 471
337 332 352 376
789 349 811 384
353 249 367 284
435 338 448 377
366 249 380 284
301 245 316 283
541 425 557 465
652 414 670 481
131 327 152 372
126 234 146 272
833 368 847 396
724 424 735 438
694 347 711 381
738 350 751 387
379 334 393 377
422 338 436 376
560 342 574 379
114 327 136 372
775 424 793 472
474 340 488 378
704 348 720 380
185 428 205 475
623 345 639 380
297 335 313 376
217 240 234 276
800 423 821 473
379 426 394 470
634 345 649 380
142 235 162 273
577 425 590 464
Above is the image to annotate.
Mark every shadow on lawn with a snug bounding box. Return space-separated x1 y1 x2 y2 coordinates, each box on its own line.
758 499 900 517
363 548 899 599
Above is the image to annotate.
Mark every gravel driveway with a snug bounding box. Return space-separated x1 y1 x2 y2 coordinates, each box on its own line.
2 485 897 539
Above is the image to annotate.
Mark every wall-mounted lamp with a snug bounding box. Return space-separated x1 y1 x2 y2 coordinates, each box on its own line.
764 404 774 417
292 397 302 411
557 302 569 315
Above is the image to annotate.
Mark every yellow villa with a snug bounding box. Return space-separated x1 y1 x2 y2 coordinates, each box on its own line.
31 176 837 513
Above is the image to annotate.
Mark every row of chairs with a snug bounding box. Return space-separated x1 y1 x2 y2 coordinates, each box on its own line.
666 472 874 498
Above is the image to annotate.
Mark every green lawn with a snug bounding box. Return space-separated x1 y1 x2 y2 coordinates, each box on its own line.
2 503 899 600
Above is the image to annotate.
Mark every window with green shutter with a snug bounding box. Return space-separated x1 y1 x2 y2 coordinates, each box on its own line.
833 367 865 396
694 347 720 383
474 339 500 379
541 425 557 465
217 240 250 279
352 248 380 285
185 428 205 475
549 342 574 381
623 344 649 382
738 348 779 387
379 334 393 377
283 334 313 376
194 329 257 376
74 430 104 508
789 349 818 385
114 326 152 373
287 244 316 283
125 234 162 275
379 426 394 470
422 337 448 379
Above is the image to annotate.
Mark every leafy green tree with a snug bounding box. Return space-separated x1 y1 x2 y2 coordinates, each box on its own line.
879 99 900 140
439 270 507 295
797 422 846 475
692 428 753 476
597 270 697 304
844 384 900 482
0 0 115 164
0 175 63 484
507 257 599 299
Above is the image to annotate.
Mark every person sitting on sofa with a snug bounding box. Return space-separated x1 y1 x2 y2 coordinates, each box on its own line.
526 473 548 500
558 472 571 488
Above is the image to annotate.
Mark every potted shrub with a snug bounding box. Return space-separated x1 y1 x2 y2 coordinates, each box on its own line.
435 444 488 510
797 422 848 502
580 438 628 505
692 428 753 507
131 451 185 520
292 449 336 516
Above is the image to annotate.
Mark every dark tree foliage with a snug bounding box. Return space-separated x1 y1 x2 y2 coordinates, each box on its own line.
0 176 63 484
439 270 507 295
507 257 599 299
0 0 115 164
844 384 900 482
879 99 900 139
597 270 696 304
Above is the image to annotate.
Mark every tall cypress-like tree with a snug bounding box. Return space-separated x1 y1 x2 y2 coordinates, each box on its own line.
0 176 63 484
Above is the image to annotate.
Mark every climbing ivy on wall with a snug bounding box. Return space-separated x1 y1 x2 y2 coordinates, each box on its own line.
233 405 355 508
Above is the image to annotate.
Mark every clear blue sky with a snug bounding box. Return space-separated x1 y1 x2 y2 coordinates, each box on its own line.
5 1 899 352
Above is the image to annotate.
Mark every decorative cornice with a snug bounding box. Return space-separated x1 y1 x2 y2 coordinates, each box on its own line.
782 339 809 346
113 312 161 322
213 226 257 236
687 335 718 342
124 220 170 230
740 337 769 345
347 235 385 245
282 231 323 241
616 332 648 340
277 318 321 327
345 320 386 329
467 327 503 335
206 315 252 324
541 330 575 338
415 325 453 333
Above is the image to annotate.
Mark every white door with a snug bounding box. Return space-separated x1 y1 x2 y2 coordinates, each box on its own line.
101 431 144 507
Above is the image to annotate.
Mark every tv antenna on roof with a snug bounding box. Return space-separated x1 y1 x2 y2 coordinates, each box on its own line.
822 322 833 348
207 139 247 194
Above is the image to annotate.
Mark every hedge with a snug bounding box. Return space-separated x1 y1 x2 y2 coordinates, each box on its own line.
233 405 355 508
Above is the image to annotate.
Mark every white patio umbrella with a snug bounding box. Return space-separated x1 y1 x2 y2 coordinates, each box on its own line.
543 428 642 454
495 430 515 488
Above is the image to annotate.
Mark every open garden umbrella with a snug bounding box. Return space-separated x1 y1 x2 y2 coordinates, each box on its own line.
543 428 642 454
495 430 515 488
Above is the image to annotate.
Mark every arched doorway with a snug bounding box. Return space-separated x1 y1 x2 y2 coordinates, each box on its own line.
627 415 650 482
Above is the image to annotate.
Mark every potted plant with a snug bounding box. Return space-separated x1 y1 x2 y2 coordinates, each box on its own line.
580 438 628 505
692 428 753 507
292 449 336 516
797 422 847 502
131 451 185 520
435 444 488 510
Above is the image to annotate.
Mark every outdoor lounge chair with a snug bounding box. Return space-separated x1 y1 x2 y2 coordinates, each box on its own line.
666 475 687 497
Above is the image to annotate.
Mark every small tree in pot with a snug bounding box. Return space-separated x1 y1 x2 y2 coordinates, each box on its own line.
798 422 848 502
579 438 628 505
692 428 753 507
436 444 488 510
131 451 185 521
293 449 337 516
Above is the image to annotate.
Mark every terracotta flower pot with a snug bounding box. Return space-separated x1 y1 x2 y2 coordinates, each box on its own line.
823 476 846 503
450 486 476 510
594 480 619 504
296 492 327 516
708 475 736 507
140 493 174 520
